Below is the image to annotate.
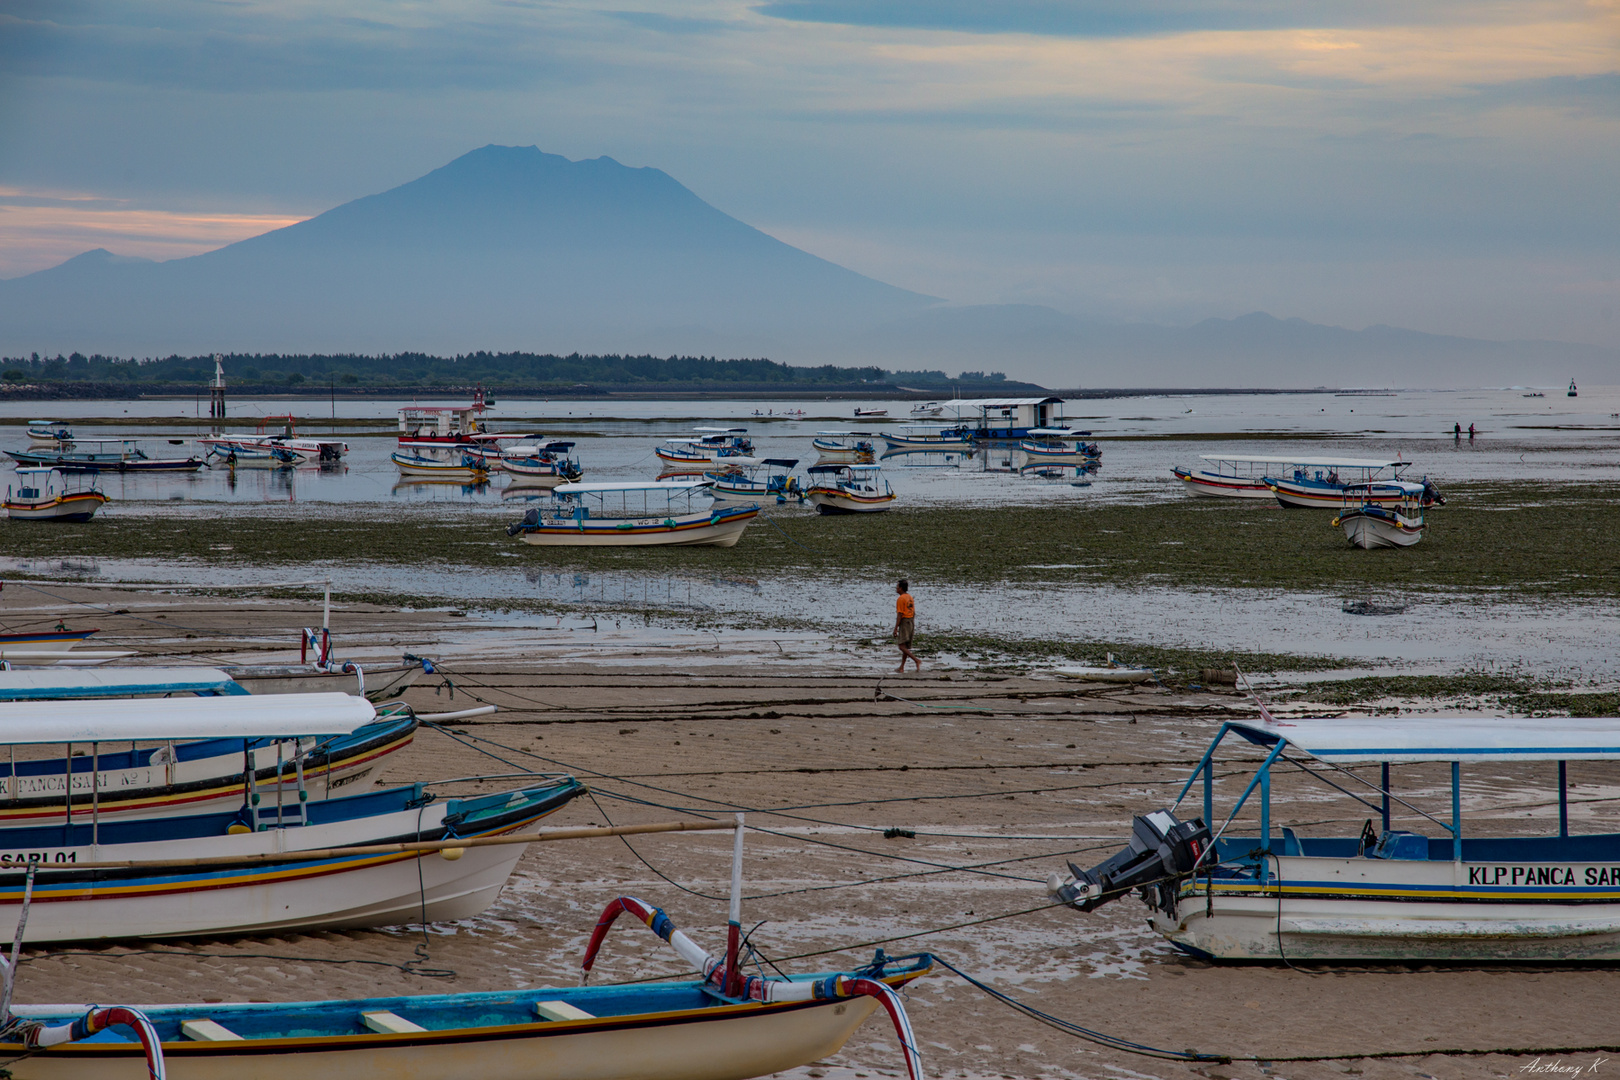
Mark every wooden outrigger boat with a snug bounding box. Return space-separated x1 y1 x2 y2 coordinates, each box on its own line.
499 441 582 485
390 448 489 480
805 464 896 514
705 458 803 504
0 694 414 825
507 481 759 547
880 425 973 452
1051 708 1620 961
654 428 755 468
0 817 931 1080
1262 457 1443 509
1332 480 1427 548
25 421 73 446
7 438 203 473
1018 429 1099 465
811 431 877 463
4 468 107 522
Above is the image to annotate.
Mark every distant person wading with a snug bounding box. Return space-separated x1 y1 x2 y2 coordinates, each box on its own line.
893 579 920 673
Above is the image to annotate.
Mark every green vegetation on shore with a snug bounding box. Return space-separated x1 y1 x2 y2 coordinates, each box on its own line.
3 481 1616 599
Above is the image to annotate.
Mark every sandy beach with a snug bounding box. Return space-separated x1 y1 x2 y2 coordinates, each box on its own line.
2 584 1615 1080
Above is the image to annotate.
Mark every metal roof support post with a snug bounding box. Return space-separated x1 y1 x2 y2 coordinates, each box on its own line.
1203 757 1213 829
1558 761 1569 838
1451 761 1462 862
1381 763 1390 833
1260 765 1272 867
1173 723 1231 810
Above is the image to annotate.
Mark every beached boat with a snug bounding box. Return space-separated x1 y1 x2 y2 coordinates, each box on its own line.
204 443 305 468
25 421 73 446
508 481 760 547
705 458 803 504
0 630 129 667
805 464 896 514
4 468 107 522
0 773 585 943
1050 709 1620 961
1018 429 1099 464
499 441 583 485
880 425 973 451
1174 454 1414 501
6 438 204 473
1261 458 1442 509
198 417 347 463
0 817 930 1080
1053 662 1152 683
0 695 414 825
1333 481 1427 549
810 431 877 463
390 448 489 479
653 428 755 468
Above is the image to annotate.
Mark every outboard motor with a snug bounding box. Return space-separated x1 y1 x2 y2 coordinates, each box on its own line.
506 507 541 536
1048 809 1210 914
1421 478 1445 507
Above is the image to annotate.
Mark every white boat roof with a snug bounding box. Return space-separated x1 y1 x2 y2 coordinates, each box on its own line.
1235 717 1620 763
0 692 375 743
553 481 710 495
815 430 874 437
948 397 1065 408
0 668 246 701
11 467 63 475
1027 428 1087 436
1198 454 1406 469
693 427 747 433
1345 480 1428 494
702 457 762 468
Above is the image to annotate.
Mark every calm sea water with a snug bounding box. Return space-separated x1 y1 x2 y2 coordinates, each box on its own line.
2 387 1617 510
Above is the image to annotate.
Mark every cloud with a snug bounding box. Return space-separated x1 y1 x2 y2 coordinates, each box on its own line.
0 188 305 277
751 0 1530 37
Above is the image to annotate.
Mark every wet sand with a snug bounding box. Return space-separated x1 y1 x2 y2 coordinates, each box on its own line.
3 586 1616 1079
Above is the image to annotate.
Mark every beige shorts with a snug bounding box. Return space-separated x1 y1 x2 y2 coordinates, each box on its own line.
895 617 915 646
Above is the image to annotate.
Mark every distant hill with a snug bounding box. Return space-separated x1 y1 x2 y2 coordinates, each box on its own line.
4 144 1616 387
857 306 1620 388
0 146 935 357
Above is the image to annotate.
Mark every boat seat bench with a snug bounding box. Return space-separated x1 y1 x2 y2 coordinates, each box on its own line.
535 1000 595 1021
181 1019 244 1041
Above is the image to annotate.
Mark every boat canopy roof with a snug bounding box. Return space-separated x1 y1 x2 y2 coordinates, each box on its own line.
1027 428 1092 437
762 458 799 468
1233 717 1620 763
11 467 64 475
0 692 375 743
693 427 747 433
553 481 710 495
703 457 762 468
1199 454 1406 469
809 463 882 474
815 430 874 437
0 668 247 701
950 397 1065 408
1344 480 1428 494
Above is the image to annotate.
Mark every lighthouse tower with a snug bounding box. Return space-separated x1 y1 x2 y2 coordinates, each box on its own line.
209 354 227 420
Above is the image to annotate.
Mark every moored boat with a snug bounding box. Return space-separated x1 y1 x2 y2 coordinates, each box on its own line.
805 464 896 514
390 448 489 479
1332 480 1428 548
1262 458 1442 509
810 431 876 463
25 421 73 446
705 458 803 504
4 468 107 522
880 425 973 451
507 481 759 547
499 440 583 485
1018 429 1099 464
7 438 203 473
653 428 754 468
1049 709 1620 961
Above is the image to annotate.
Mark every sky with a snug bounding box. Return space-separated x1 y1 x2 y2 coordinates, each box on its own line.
1 0 1617 348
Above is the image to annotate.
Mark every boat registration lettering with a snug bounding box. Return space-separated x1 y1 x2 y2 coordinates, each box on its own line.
0 851 77 866
1466 865 1620 886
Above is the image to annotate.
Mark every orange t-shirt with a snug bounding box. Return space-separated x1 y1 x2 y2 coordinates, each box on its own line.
896 593 915 619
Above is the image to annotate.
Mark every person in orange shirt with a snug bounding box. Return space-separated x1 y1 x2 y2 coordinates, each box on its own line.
892 578 920 673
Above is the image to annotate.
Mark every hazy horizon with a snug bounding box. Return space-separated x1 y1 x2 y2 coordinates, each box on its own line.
2 1 1616 368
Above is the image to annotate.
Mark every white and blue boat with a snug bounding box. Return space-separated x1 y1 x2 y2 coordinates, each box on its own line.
7 438 204 473
25 421 73 446
508 481 759 547
1261 457 1444 509
1018 428 1099 464
654 428 754 468
1333 480 1428 548
880 425 973 451
0 691 415 825
499 440 583 486
810 431 877 463
1051 710 1620 961
705 458 803 504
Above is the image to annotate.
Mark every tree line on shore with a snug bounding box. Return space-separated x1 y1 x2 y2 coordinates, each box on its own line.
0 351 1013 389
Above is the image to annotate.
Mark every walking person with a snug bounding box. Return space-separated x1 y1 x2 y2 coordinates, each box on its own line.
893 579 920 674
